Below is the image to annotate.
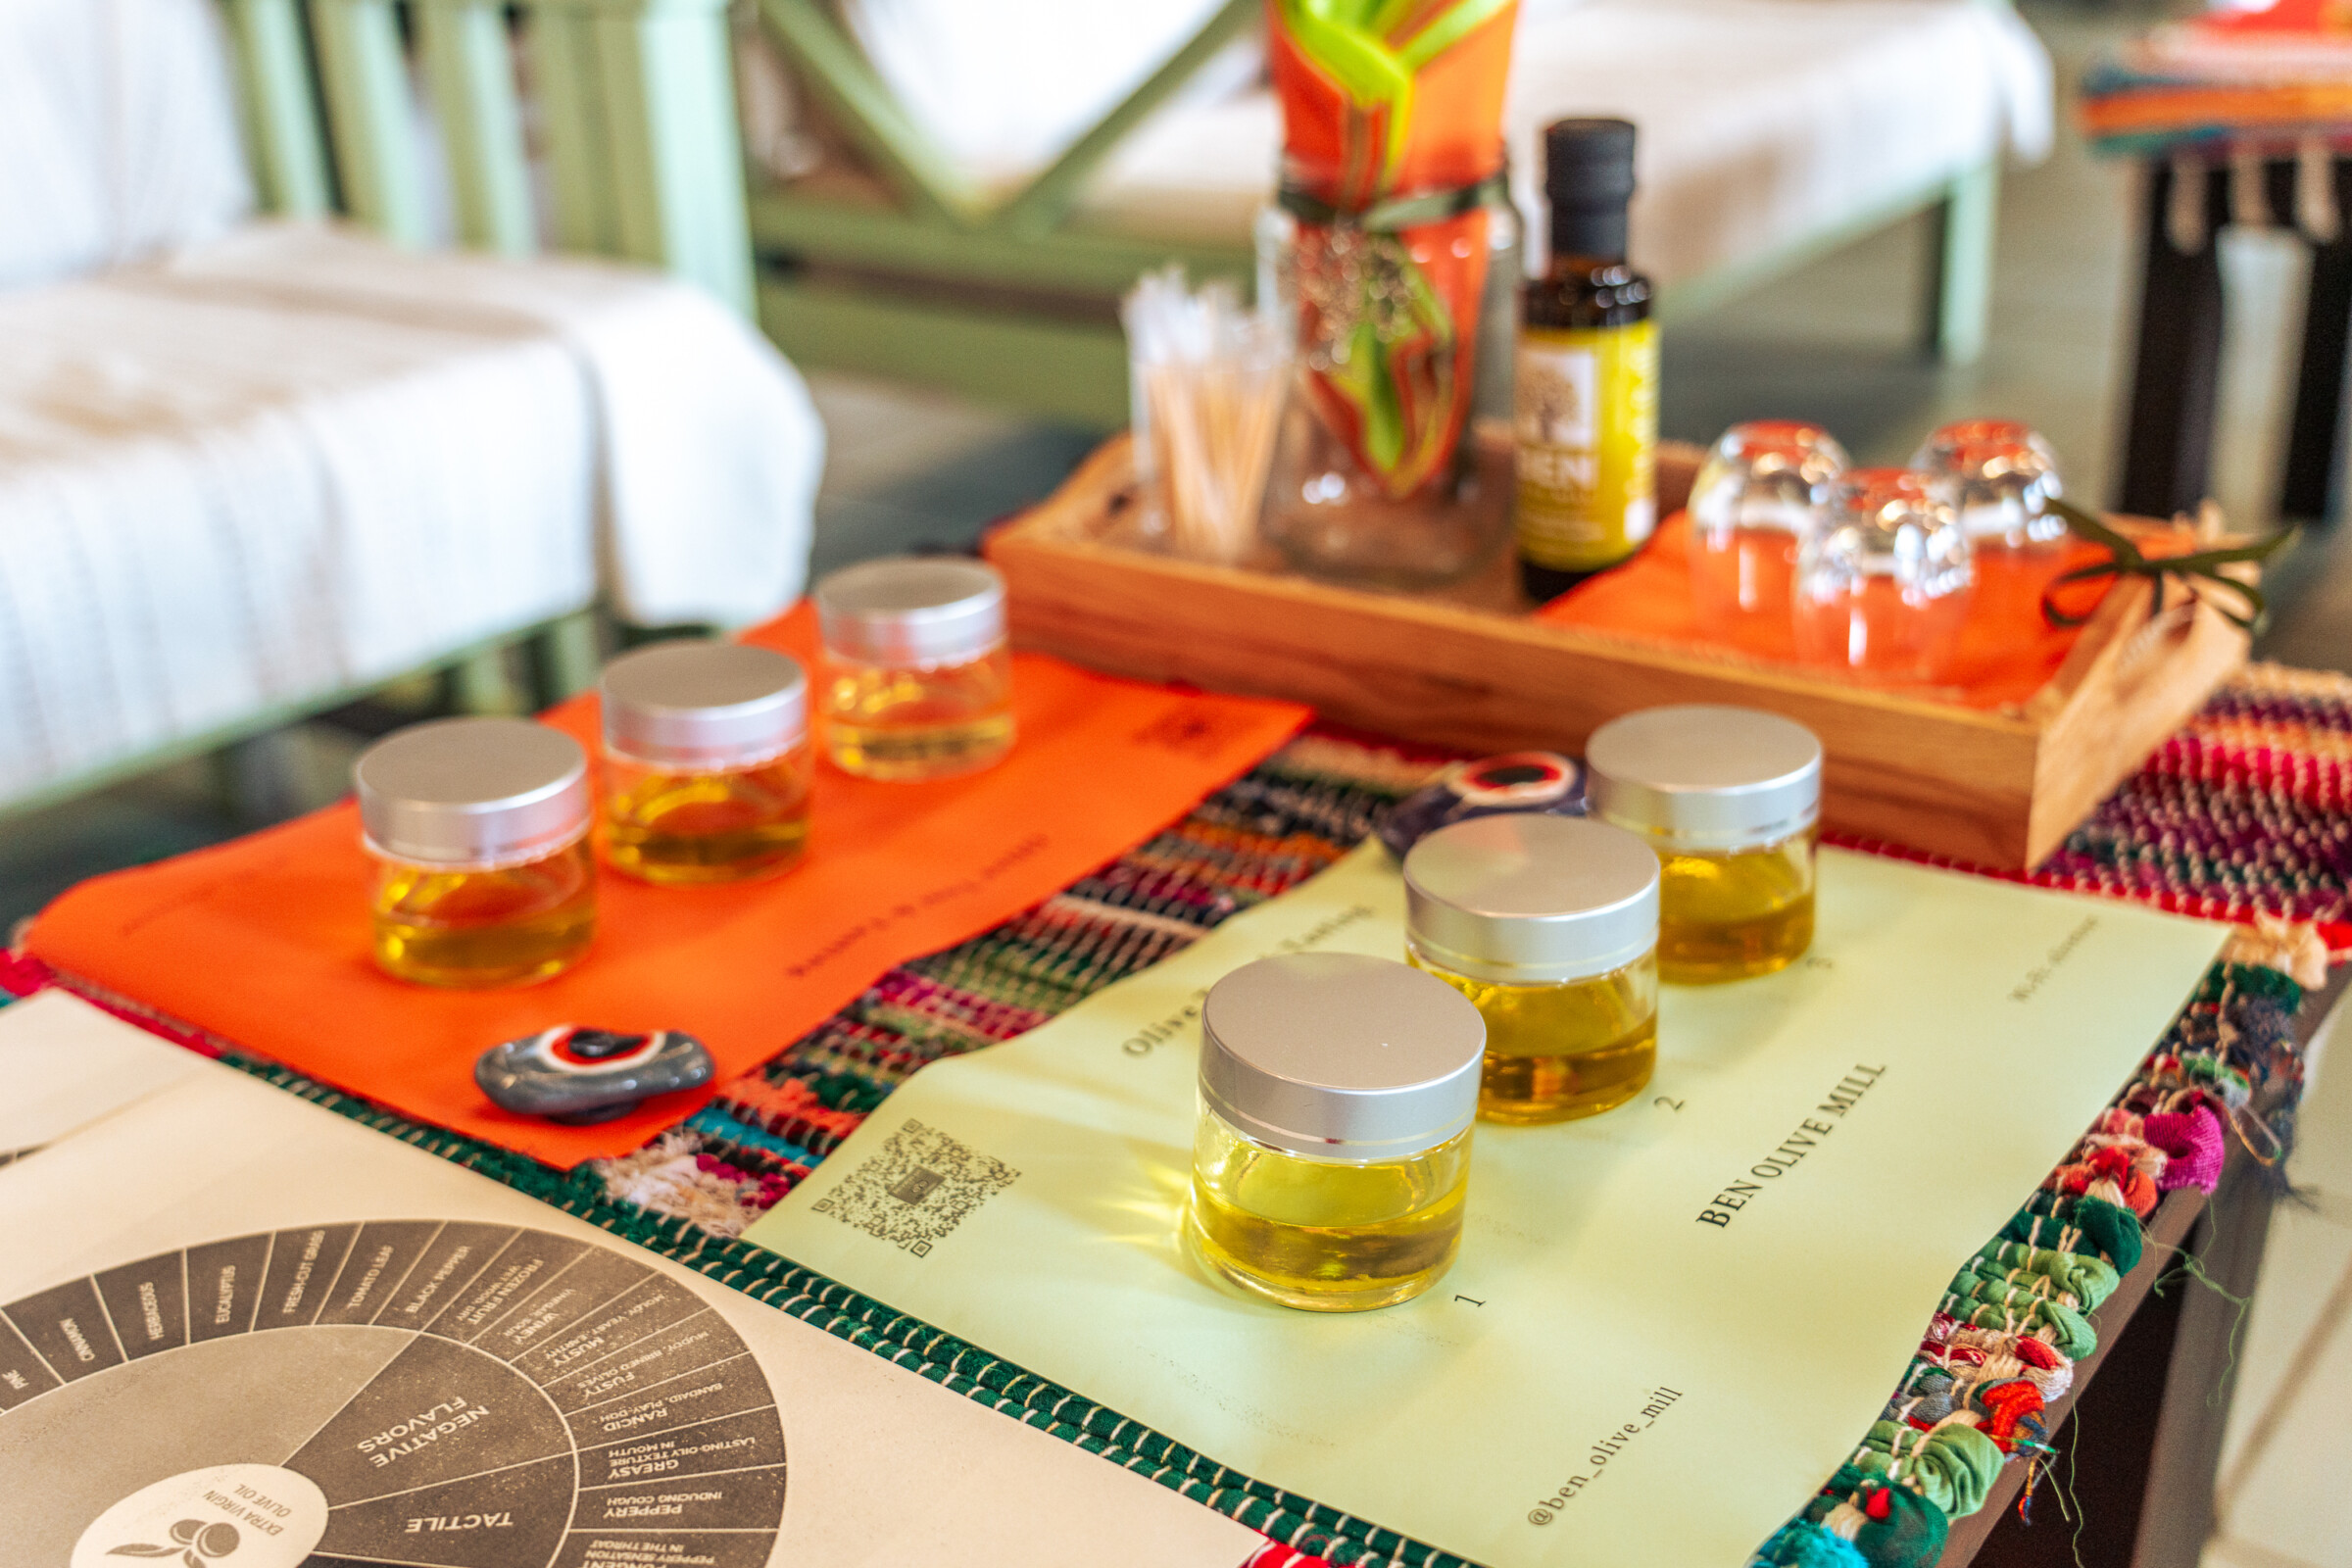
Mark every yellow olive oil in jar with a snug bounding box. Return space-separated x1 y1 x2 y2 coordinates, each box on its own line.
601 641 812 884
1188 953 1485 1312
1586 705 1824 983
357 717 597 988
814 557 1014 781
1403 814 1661 1123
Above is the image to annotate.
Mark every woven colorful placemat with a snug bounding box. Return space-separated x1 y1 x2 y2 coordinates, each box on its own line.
1835 662 2352 956
8 662 2346 1568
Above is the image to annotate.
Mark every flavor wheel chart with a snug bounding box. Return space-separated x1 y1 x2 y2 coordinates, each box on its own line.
0 1221 787 1568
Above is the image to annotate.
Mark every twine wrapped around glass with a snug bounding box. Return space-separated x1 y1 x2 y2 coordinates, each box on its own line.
1256 0 1522 588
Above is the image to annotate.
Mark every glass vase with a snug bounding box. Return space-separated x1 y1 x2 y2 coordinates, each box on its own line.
1256 193 1521 588
1254 0 1522 590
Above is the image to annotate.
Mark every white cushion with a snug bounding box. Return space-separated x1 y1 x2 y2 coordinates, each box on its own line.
1072 0 2054 288
0 0 252 289
0 224 824 805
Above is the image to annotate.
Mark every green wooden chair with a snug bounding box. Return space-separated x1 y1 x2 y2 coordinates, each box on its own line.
222 0 754 305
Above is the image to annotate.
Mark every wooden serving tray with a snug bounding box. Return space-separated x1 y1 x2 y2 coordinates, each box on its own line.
985 437 2252 870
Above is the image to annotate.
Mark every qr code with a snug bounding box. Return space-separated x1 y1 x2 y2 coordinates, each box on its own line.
810 1119 1020 1257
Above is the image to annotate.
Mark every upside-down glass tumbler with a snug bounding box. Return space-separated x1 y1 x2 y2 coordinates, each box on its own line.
1792 468 1974 683
1688 420 1848 654
1912 420 2067 553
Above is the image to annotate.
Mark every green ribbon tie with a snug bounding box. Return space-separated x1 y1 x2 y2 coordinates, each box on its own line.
2041 496 2295 634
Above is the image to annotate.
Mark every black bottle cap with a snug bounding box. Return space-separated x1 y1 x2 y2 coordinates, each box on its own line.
1544 118 1637 263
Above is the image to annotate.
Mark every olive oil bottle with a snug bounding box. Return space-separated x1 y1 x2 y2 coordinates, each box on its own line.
1515 118 1659 601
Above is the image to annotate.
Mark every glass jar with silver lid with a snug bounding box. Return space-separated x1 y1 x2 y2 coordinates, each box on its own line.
600 641 812 885
355 717 596 988
1188 952 1484 1312
814 557 1014 781
1403 814 1661 1123
1585 704 1822 984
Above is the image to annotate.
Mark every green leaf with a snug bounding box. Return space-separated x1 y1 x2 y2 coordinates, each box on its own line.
1396 248 1452 347
1396 0 1515 70
1383 78 1416 183
1275 0 1411 109
1275 0 1506 186
1359 324 1405 474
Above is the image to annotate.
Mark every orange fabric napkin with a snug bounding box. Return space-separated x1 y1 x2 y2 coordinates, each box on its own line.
1533 513 2114 710
28 607 1309 1165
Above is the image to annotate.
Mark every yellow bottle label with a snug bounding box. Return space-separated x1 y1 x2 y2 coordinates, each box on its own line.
1513 318 1660 571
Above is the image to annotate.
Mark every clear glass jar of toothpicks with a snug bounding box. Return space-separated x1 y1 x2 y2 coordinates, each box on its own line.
1123 268 1288 565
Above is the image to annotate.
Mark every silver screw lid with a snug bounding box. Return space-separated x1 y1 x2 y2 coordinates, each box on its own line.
1200 953 1484 1162
1403 815 1661 984
601 641 808 769
814 557 1006 667
1586 705 1822 852
356 717 591 869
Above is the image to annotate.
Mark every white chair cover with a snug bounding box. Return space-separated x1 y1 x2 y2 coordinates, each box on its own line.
0 0 251 289
0 227 824 805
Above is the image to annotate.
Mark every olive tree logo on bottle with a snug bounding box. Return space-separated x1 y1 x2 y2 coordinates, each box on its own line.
108 1518 239 1565
1517 351 1594 456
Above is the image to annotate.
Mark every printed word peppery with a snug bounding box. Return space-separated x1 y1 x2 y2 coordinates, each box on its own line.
1695 1063 1886 1227
605 1489 726 1518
